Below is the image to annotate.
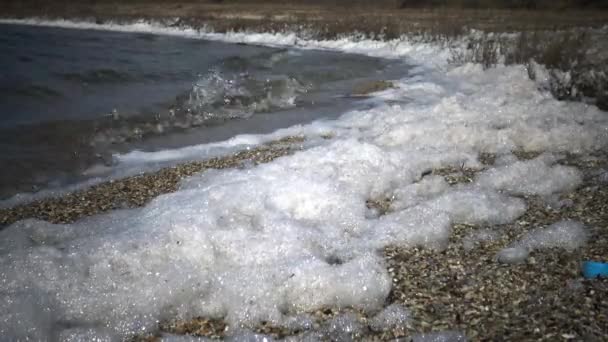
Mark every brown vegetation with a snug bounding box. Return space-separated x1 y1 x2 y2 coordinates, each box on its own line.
448 29 608 109
4 0 608 11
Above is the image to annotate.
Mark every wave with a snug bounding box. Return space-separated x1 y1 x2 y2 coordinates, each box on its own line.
85 67 309 148
1 18 606 205
185 68 307 115
0 84 63 99
0 18 450 64
58 68 134 84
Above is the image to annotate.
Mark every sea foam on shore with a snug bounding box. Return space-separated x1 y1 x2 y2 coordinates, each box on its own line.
0 19 606 340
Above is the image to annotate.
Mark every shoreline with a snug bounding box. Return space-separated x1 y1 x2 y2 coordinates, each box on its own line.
1 126 606 339
0 136 305 227
2 2 608 32
4 12 607 110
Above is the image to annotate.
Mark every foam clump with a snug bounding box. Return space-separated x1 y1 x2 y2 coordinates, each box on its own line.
58 328 118 342
476 154 582 196
497 220 587 263
1 139 401 339
281 312 366 342
225 332 275 342
372 207 452 250
426 189 526 225
323 313 365 341
0 291 55 341
368 303 411 332
517 220 588 251
283 253 391 314
391 176 449 210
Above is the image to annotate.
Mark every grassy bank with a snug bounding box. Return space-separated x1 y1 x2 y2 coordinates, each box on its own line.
4 0 608 12
3 1 608 30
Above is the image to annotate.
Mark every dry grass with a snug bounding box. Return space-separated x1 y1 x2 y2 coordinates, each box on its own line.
4 0 608 11
447 29 608 109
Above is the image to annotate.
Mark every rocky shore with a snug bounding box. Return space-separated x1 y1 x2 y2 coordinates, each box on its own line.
133 151 607 341
4 144 603 341
1 6 607 340
1 136 607 340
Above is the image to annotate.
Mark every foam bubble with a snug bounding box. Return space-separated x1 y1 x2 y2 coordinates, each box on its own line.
517 220 588 251
58 328 118 342
368 303 411 332
497 220 588 263
476 154 582 196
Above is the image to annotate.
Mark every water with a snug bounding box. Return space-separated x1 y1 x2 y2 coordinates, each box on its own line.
0 24 408 199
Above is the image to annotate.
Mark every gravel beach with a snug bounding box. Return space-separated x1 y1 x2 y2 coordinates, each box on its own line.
1 5 607 340
139 151 608 341
5 145 602 341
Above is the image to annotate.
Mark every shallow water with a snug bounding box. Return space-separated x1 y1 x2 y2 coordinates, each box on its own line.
0 24 408 198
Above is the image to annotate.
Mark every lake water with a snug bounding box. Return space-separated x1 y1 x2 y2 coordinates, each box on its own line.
0 23 408 199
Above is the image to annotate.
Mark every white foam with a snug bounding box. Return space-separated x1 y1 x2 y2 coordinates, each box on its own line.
368 303 411 332
497 220 588 263
58 328 118 342
1 19 607 340
517 220 588 251
391 176 450 211
0 18 448 65
322 313 365 341
225 332 274 342
0 124 327 209
476 154 582 196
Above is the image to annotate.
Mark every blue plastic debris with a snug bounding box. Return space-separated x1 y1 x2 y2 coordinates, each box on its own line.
582 261 608 279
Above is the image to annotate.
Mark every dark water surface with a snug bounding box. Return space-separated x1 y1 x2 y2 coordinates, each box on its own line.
0 23 408 199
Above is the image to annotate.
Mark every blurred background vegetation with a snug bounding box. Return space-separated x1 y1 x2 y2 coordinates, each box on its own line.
3 0 608 10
